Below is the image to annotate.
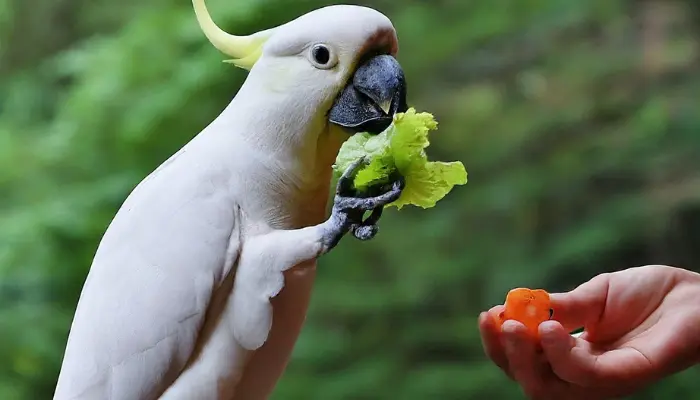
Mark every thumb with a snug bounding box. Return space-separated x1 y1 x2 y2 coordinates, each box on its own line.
549 273 611 333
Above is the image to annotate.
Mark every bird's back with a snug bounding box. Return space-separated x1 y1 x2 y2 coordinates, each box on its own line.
54 139 242 399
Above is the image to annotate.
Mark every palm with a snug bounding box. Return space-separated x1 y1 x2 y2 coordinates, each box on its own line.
576 267 676 344
580 272 700 379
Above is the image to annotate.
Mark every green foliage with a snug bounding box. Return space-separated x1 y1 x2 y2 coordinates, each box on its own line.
1 0 700 398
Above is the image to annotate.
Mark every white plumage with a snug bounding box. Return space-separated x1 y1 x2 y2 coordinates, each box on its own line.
54 2 407 399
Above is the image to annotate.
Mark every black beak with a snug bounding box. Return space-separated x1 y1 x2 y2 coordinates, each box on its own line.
329 54 408 135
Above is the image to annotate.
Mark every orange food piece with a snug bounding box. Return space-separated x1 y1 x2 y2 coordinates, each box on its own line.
494 288 552 337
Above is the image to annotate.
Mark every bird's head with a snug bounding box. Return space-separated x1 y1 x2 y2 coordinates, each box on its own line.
193 1 407 137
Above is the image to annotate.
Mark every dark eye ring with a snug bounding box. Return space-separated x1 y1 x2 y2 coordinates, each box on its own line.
312 45 330 65
309 44 336 69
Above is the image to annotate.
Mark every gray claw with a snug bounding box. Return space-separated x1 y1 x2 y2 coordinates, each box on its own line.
352 224 378 241
336 157 368 196
334 178 404 211
351 206 383 241
323 161 404 250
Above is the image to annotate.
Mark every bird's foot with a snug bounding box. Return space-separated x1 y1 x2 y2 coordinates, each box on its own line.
322 158 404 250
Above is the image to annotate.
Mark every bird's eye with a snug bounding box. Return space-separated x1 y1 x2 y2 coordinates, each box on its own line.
313 45 330 64
309 44 337 69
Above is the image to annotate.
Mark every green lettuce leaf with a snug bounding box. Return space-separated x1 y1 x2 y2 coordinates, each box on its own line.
332 108 467 209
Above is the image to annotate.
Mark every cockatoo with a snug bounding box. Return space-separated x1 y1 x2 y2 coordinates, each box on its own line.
53 1 408 399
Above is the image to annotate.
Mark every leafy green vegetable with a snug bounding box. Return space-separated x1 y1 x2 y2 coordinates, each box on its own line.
333 108 467 209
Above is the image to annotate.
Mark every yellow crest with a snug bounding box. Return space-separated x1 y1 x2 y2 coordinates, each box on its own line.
192 0 274 70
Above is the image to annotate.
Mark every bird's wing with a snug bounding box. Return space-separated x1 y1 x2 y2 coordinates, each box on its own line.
53 147 241 400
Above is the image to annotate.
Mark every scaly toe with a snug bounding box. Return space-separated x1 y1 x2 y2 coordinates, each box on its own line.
353 224 378 241
336 157 368 197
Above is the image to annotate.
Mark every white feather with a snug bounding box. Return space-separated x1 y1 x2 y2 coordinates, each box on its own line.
54 4 399 400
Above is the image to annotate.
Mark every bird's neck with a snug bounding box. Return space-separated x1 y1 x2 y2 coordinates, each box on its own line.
206 89 347 229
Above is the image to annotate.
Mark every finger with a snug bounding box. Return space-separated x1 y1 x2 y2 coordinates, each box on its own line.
549 273 611 333
478 306 510 377
502 320 549 398
539 320 600 386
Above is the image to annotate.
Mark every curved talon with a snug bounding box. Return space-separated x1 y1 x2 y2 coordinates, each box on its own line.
335 180 403 211
395 174 406 191
329 165 405 245
336 157 368 196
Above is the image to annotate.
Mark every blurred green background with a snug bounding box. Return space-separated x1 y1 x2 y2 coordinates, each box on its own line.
1 0 700 398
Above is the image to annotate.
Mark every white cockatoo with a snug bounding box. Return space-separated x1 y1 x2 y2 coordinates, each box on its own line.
53 1 408 399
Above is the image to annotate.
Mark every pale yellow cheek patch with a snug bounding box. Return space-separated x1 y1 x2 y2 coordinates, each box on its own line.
262 66 295 93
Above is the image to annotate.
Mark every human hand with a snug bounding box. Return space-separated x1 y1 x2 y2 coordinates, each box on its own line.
479 265 700 399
